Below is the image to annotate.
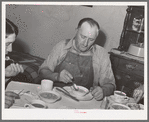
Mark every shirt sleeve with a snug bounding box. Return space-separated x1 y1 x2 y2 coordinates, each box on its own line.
98 51 116 96
38 41 64 73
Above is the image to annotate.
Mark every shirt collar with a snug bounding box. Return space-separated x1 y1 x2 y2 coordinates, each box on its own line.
64 38 74 50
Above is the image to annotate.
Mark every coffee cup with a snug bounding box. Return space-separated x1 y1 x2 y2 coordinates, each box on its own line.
114 91 128 103
24 99 47 109
41 79 53 91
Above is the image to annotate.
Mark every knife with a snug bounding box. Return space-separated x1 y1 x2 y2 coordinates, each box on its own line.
56 87 79 102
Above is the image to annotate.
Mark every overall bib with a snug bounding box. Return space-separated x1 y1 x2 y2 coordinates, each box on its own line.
55 51 94 90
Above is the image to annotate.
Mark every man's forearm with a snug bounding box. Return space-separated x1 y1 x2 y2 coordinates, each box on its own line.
39 68 59 82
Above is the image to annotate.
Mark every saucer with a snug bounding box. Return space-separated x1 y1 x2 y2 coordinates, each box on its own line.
109 103 131 110
108 95 129 104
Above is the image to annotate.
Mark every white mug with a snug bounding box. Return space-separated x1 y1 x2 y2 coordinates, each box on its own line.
114 91 128 103
41 79 53 91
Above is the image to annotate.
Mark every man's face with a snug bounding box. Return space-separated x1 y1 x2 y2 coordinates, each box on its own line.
5 33 16 54
75 22 99 52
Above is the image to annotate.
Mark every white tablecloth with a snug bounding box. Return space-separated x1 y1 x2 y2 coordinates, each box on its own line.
6 81 103 109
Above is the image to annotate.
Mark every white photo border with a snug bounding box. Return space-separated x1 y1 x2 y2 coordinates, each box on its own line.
1 1 148 120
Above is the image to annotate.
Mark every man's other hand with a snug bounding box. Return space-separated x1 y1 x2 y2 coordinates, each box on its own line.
90 86 104 101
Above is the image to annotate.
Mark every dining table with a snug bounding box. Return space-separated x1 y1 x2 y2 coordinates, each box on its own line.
6 81 105 109
6 81 137 110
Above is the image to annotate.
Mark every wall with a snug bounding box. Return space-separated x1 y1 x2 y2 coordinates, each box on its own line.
6 5 127 59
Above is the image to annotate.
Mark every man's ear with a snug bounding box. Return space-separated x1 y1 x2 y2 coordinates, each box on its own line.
74 28 79 35
97 30 100 36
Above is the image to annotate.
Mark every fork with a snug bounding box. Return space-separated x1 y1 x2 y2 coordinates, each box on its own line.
18 89 24 95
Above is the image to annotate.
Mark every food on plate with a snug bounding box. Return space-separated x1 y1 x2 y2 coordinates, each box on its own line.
38 91 61 103
110 103 130 110
31 103 45 108
77 88 86 93
40 92 58 100
127 103 143 110
72 86 89 96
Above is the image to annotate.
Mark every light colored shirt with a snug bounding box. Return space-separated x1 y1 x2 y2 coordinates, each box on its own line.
39 39 116 96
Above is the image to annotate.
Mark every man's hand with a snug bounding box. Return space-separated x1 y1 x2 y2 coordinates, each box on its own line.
5 91 20 108
5 63 24 77
133 85 144 103
57 69 73 83
90 86 104 101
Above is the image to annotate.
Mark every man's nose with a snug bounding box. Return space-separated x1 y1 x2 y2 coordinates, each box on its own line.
83 38 89 47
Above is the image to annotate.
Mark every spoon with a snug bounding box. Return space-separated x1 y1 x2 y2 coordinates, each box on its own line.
72 82 79 91
71 78 79 91
121 86 124 93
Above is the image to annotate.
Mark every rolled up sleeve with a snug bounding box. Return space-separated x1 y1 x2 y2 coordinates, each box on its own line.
38 42 62 73
98 52 116 97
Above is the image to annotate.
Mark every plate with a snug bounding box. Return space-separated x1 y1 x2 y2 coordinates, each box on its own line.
71 86 89 97
9 90 39 100
9 90 39 108
63 86 93 101
126 103 144 110
38 91 61 103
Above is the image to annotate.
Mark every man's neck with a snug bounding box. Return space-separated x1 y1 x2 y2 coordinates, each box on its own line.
71 39 93 56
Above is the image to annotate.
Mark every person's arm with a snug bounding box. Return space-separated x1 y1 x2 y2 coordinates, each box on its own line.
38 40 73 83
38 41 62 81
39 67 73 83
91 50 115 100
99 57 116 97
39 67 59 82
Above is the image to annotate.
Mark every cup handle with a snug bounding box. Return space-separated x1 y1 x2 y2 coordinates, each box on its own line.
124 96 129 100
24 104 32 108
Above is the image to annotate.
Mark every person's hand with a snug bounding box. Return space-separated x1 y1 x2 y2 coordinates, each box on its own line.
133 85 144 103
5 63 24 77
57 69 73 83
90 86 104 101
5 91 20 108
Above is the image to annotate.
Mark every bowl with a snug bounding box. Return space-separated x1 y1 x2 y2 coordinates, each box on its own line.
38 91 61 103
109 95 129 105
127 44 144 57
24 99 47 109
114 91 128 103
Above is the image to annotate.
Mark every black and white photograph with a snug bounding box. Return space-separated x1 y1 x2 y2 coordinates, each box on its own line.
1 1 148 120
